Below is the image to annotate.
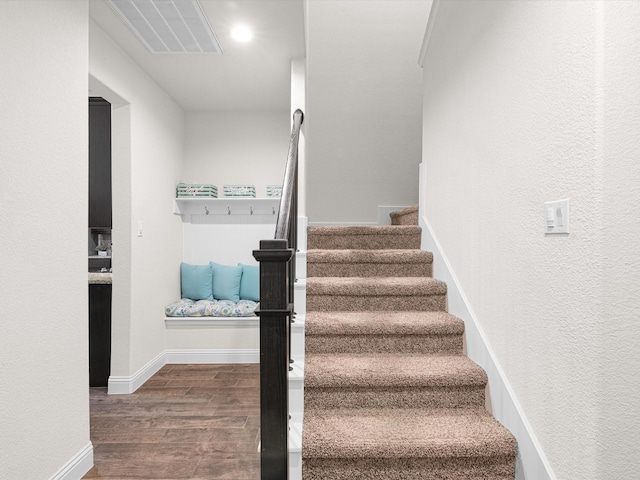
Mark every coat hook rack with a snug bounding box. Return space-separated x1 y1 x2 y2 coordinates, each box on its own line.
272 207 276 215
228 206 231 215
204 206 209 215
250 207 254 215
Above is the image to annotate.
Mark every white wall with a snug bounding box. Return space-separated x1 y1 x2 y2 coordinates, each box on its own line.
598 3 640 477
291 58 306 216
421 1 640 478
89 21 184 378
305 0 431 223
0 1 92 478
183 111 290 199
182 217 276 266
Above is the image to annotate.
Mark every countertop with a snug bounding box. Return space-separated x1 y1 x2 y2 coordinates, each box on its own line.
89 272 112 284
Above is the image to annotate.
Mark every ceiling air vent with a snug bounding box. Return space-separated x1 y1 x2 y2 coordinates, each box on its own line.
106 0 223 54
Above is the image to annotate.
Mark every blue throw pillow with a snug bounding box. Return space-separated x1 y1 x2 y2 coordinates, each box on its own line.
239 263 260 302
180 262 213 301
210 262 242 303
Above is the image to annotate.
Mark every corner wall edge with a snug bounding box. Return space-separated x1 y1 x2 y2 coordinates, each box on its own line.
108 351 166 394
48 442 93 480
418 0 441 67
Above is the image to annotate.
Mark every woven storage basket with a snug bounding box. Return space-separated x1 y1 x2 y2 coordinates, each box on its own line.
176 183 218 198
266 185 283 197
223 185 256 197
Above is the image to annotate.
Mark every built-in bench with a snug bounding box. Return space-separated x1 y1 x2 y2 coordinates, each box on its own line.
165 200 306 369
164 312 260 364
164 258 262 363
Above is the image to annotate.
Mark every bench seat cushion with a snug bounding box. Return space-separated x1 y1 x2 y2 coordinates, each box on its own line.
165 298 258 317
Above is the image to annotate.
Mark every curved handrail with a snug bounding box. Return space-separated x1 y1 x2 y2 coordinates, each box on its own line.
275 109 304 240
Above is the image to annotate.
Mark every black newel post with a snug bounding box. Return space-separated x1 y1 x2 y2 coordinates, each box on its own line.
253 239 293 480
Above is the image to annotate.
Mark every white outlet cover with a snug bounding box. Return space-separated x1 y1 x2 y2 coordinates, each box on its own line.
544 199 570 235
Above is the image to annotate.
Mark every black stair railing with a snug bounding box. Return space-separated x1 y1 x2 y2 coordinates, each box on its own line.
253 109 304 480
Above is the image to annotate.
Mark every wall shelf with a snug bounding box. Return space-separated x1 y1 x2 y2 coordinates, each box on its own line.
173 197 281 217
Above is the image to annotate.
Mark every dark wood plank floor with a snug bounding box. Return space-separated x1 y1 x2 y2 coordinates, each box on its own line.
83 364 260 479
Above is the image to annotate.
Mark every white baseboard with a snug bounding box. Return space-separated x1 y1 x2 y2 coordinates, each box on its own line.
307 208 412 227
295 250 307 282
297 216 308 252
294 279 306 315
289 413 303 480
49 442 93 480
108 348 261 394
420 214 556 480
108 351 166 394
378 205 410 225
166 349 259 364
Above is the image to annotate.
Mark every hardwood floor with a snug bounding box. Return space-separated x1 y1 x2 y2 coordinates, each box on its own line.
83 364 260 479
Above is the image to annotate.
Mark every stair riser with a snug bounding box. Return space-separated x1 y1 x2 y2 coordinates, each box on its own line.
304 386 486 410
303 456 516 480
308 263 432 278
305 335 462 355
307 234 421 250
306 279 447 298
307 294 446 312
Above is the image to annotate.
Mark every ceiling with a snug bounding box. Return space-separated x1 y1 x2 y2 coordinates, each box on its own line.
89 0 305 111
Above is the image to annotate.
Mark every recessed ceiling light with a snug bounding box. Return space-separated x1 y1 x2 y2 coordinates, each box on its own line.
231 25 253 42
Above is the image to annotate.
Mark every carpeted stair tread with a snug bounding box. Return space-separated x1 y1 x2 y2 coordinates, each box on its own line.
304 353 487 388
306 311 464 336
302 222 517 478
390 204 419 225
308 249 431 264
303 407 517 460
308 225 421 250
307 276 446 296
302 457 516 480
307 248 433 277
305 311 464 354
390 204 418 216
309 225 421 236
307 249 433 277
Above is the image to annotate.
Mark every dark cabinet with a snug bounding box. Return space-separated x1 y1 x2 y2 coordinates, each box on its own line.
89 284 112 387
89 98 112 228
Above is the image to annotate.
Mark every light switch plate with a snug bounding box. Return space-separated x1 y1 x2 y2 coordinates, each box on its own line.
544 199 570 234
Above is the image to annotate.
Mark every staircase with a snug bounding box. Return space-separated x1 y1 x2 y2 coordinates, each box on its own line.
301 210 517 479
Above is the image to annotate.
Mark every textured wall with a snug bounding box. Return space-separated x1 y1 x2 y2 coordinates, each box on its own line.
422 1 640 478
0 1 91 477
305 0 431 223
598 3 640 477
183 111 290 199
90 21 184 377
291 58 306 216
419 1 635 478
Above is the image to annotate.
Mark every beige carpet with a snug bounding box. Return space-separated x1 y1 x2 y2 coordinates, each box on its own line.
302 213 516 479
389 204 419 225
